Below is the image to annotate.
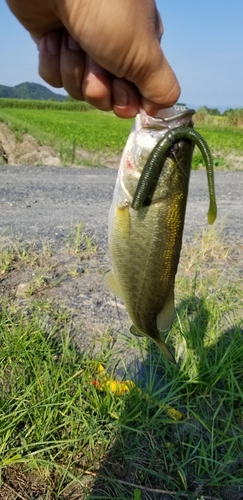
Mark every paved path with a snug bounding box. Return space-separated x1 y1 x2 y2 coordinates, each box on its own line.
0 166 242 245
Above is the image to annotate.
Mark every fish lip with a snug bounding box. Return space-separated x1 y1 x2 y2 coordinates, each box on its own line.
162 107 195 123
139 107 195 131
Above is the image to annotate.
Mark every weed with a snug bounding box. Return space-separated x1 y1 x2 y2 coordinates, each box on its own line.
13 241 37 265
192 151 229 170
40 239 53 258
0 246 15 274
0 227 242 499
67 222 97 259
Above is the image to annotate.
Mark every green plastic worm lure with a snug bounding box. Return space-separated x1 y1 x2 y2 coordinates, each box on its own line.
106 107 217 363
131 126 217 224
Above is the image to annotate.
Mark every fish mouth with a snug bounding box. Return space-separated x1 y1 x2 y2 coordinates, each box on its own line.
140 106 195 131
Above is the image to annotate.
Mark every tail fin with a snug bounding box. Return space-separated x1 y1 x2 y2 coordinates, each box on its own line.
130 325 176 364
153 337 176 364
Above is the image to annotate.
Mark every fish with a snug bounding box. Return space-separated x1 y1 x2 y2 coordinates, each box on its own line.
105 107 217 363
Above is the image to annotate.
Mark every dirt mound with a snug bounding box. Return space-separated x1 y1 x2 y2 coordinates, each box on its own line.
0 123 60 166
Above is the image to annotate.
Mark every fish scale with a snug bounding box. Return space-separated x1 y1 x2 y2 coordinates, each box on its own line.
105 107 217 364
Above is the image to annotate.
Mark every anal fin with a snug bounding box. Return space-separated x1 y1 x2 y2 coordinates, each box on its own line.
156 288 175 332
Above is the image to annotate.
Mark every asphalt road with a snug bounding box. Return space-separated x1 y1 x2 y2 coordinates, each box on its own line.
0 164 242 373
0 166 242 246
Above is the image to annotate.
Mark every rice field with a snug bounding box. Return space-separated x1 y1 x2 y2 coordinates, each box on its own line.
1 101 243 168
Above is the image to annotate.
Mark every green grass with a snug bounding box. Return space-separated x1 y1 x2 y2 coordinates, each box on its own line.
196 125 243 155
192 125 243 169
67 221 97 258
192 111 243 169
1 105 243 168
0 228 242 499
0 97 93 111
0 107 133 154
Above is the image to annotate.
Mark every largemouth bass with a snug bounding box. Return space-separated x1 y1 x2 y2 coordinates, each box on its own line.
105 108 217 363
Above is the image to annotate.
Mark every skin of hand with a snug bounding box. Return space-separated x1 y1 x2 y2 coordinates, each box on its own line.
6 0 180 118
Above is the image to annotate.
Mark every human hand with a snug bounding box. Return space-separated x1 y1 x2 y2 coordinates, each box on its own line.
6 0 180 118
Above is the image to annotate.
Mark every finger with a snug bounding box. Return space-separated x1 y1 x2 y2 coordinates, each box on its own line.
38 30 62 88
155 8 163 42
60 31 86 100
112 78 140 118
82 57 112 111
138 53 181 114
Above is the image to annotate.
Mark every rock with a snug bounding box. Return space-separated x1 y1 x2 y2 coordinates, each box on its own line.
16 282 30 297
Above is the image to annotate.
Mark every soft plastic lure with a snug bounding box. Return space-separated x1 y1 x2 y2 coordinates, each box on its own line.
132 126 217 225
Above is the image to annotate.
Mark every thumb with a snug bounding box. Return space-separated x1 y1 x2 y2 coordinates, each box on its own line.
138 52 181 114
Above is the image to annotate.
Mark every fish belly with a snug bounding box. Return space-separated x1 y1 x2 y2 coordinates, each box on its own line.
108 160 188 337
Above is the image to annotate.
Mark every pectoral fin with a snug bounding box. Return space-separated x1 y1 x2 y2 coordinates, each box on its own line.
104 270 124 300
156 288 175 332
115 205 130 239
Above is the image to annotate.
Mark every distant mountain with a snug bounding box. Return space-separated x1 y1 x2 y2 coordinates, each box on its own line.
0 82 66 101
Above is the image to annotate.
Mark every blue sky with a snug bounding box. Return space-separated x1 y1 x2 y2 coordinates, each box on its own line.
0 0 242 110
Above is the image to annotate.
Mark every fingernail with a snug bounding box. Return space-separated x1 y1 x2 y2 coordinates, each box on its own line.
113 83 128 107
67 34 81 51
46 31 60 55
